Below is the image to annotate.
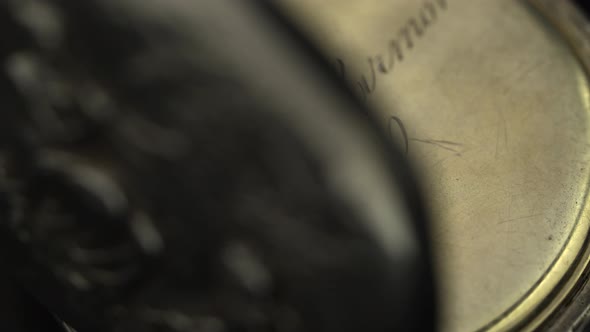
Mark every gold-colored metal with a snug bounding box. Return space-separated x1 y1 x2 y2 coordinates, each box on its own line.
276 0 590 331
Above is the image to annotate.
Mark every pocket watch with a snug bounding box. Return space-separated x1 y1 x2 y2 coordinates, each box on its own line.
274 0 590 331
3 1 590 332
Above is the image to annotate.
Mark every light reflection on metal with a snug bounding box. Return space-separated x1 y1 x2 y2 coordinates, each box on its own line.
275 0 590 330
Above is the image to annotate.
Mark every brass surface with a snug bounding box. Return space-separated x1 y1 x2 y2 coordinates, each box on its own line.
275 0 590 331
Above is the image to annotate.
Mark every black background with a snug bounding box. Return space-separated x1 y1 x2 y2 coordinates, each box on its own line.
576 0 590 16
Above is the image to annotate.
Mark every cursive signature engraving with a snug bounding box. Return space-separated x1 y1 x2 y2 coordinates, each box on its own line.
389 116 409 154
337 0 447 99
336 0 448 152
